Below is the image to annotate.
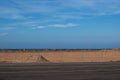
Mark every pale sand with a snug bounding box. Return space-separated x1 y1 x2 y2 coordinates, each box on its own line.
0 50 120 63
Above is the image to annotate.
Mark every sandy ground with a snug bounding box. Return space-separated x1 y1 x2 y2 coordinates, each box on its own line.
0 50 120 63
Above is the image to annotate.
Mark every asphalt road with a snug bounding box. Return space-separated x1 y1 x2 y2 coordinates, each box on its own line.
0 62 120 80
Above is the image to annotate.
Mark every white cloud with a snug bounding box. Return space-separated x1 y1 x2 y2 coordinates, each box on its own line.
32 26 47 29
32 23 78 29
49 23 78 28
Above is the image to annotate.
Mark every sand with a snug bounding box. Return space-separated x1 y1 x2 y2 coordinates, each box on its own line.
0 49 120 63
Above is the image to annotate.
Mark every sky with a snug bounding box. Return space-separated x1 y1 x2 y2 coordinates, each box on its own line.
0 0 120 49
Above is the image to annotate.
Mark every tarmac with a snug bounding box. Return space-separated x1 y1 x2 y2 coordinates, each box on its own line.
0 62 120 80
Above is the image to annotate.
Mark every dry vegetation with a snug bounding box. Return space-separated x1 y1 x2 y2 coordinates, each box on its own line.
0 49 120 63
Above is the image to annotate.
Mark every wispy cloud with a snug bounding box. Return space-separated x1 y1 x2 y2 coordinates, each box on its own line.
32 26 47 29
0 7 24 19
49 23 78 28
32 23 78 29
0 27 14 30
1 0 120 20
0 0 120 30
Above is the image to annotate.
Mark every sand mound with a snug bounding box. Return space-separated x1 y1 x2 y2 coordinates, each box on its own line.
37 55 49 63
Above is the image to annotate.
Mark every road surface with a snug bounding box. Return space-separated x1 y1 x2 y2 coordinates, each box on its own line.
0 62 120 80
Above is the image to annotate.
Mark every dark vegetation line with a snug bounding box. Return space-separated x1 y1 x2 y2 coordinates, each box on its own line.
0 48 119 51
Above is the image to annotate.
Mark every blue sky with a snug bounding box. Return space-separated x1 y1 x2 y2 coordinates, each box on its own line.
0 0 120 49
